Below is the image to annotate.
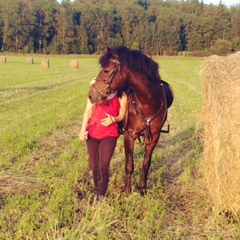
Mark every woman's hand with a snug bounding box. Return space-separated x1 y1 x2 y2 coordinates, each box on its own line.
100 113 115 126
79 130 88 142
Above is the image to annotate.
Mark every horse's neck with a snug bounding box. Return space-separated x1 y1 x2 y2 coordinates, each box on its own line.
128 72 160 105
127 72 163 117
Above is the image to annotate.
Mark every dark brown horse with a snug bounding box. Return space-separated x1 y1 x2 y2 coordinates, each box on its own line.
88 45 173 194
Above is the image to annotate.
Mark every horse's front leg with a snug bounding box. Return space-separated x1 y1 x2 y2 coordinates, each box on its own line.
123 133 135 194
139 134 160 195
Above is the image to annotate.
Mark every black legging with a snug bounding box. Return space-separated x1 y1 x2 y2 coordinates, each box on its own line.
87 136 117 196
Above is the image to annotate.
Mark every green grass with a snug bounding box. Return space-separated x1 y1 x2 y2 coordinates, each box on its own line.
0 55 239 239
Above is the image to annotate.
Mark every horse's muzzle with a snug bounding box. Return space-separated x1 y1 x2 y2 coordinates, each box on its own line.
88 92 104 104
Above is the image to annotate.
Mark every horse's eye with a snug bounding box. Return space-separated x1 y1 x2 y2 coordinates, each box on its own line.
104 70 109 73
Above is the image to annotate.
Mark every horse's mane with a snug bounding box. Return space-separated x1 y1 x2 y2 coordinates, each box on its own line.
99 46 162 83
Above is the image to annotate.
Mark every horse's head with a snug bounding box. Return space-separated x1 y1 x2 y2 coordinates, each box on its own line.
88 47 127 104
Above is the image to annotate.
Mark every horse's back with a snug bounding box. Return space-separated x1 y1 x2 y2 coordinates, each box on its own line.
161 80 174 108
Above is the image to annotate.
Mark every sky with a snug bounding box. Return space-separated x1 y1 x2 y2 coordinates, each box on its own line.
57 0 240 6
202 0 240 6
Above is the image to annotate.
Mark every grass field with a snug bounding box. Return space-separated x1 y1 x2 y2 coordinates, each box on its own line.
0 55 239 239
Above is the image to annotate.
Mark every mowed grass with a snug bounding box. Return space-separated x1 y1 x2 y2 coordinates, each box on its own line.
0 55 239 239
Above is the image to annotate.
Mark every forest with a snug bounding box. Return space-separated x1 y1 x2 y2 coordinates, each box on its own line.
0 0 240 56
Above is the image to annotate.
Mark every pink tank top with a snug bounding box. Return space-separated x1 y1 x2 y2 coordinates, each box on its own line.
87 93 120 139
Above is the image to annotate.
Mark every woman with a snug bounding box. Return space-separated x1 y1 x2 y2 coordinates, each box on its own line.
79 90 127 199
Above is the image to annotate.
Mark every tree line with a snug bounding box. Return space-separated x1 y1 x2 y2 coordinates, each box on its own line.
0 0 239 56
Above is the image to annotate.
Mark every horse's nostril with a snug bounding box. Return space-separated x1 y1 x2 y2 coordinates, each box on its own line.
89 95 91 100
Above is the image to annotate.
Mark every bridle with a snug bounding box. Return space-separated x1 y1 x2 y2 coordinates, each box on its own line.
91 59 121 101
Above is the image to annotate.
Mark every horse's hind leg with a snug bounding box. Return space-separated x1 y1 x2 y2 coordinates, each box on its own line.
123 134 135 194
139 135 160 195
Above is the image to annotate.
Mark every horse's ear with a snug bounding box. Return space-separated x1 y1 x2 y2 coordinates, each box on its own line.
106 44 110 52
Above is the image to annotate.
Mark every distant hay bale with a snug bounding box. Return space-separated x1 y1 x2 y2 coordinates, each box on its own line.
70 60 78 69
27 57 34 64
0 56 7 63
41 60 50 68
202 52 240 217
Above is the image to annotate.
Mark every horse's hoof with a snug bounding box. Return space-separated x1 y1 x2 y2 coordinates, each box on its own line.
138 187 147 196
123 186 131 194
140 190 147 196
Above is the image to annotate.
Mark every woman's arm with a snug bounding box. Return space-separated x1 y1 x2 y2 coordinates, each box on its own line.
113 92 127 122
79 99 94 141
100 92 127 126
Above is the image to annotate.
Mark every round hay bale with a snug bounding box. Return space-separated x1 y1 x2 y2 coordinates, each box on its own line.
0 56 7 63
70 60 78 69
41 60 50 68
202 52 240 217
27 57 34 64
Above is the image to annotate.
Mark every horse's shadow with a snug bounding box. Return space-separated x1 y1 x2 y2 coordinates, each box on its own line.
131 125 203 190
88 126 202 195
149 126 203 188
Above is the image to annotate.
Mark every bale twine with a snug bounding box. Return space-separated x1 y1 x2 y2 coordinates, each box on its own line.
70 60 78 69
0 56 7 63
41 60 50 68
27 57 34 64
202 52 240 217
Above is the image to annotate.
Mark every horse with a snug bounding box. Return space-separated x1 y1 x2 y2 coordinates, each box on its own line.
88 45 173 195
